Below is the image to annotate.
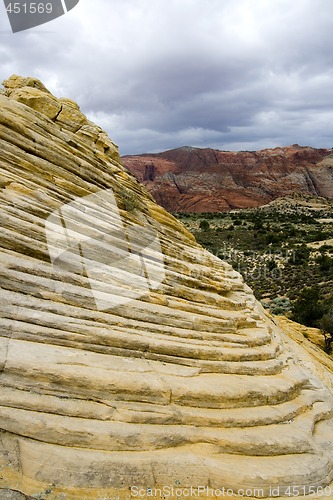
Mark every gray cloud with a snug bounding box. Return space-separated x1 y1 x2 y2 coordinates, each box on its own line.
1 0 333 154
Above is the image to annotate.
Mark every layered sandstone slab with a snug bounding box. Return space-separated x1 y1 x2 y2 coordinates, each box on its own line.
1 75 333 499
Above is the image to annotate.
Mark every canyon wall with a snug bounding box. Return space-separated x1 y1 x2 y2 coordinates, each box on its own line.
122 145 333 212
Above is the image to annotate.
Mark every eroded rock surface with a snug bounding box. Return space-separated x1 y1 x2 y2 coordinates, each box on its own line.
1 75 333 498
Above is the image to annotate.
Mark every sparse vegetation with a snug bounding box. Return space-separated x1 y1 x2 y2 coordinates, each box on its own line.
173 195 333 353
290 286 325 327
318 313 333 353
117 187 141 212
199 219 210 231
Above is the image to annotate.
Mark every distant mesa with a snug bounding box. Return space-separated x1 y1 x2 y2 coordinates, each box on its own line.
122 145 333 212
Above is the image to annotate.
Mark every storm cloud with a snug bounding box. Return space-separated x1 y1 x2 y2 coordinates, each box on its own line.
1 0 333 154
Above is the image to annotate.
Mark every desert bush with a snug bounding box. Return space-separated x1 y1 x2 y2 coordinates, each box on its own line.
319 245 333 254
291 286 325 327
266 232 283 245
318 312 333 354
199 219 210 231
316 254 333 273
289 244 310 265
118 188 141 212
267 259 277 271
269 297 291 315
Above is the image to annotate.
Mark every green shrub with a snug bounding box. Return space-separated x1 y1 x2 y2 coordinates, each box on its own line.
316 254 333 273
267 259 277 271
291 286 325 327
199 219 210 231
117 188 141 212
289 244 310 265
318 312 333 353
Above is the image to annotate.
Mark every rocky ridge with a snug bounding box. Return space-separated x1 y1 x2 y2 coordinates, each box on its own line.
1 75 333 498
122 145 333 212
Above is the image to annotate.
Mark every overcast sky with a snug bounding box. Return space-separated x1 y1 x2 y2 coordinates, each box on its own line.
1 0 333 155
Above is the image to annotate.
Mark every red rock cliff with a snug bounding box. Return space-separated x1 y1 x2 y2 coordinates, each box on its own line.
122 145 333 212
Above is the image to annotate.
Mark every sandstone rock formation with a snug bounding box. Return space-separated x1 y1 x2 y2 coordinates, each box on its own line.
122 145 333 212
1 75 333 499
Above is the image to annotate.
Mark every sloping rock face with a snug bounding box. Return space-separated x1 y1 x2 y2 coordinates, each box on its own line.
122 145 333 212
1 76 333 499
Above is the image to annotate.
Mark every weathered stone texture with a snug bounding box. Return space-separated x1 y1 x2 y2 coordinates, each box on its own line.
1 75 333 498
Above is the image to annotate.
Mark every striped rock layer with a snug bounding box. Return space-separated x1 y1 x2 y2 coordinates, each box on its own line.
1 75 333 499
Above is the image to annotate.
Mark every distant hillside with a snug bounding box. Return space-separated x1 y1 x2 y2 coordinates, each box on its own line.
122 145 333 212
256 192 333 215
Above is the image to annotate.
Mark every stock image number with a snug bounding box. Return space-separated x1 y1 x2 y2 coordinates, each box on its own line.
5 2 53 14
